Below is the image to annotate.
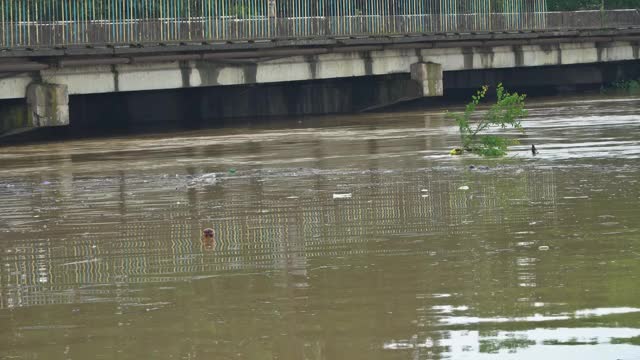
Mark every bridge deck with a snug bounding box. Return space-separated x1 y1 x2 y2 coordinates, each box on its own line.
1 25 639 73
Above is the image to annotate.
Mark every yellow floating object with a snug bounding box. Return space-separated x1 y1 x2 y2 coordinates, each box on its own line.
450 148 463 155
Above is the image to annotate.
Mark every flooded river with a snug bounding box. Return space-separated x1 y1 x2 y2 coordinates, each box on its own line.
1 95 640 359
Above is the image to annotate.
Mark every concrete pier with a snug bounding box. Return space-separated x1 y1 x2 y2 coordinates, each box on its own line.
1 84 69 136
411 62 444 97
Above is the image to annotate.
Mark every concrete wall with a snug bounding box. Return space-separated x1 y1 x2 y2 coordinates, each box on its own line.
1 41 639 100
444 61 640 93
57 60 637 132
0 100 30 135
67 74 423 130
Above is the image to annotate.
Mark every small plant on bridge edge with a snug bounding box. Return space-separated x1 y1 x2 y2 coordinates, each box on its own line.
448 83 528 157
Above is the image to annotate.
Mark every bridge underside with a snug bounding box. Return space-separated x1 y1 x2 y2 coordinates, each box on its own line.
57 60 636 131
1 28 640 136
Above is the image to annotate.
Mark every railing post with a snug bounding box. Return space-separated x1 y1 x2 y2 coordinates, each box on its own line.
268 0 277 39
268 0 277 19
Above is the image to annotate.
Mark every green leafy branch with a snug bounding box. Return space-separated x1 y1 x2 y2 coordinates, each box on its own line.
448 83 528 157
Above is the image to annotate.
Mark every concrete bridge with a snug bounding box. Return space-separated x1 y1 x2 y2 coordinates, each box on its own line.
1 8 640 136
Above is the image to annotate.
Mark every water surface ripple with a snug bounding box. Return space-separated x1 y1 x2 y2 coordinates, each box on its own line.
1 96 640 359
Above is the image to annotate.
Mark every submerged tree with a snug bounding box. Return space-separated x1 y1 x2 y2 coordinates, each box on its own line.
448 83 528 157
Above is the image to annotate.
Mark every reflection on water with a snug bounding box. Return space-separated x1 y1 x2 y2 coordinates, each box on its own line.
438 307 640 325
1 95 640 359
386 327 640 359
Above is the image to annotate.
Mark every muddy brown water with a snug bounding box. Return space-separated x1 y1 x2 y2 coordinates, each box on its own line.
1 95 640 359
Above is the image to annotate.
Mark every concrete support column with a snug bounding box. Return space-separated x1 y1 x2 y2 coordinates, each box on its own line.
0 83 69 137
411 62 443 97
27 83 69 128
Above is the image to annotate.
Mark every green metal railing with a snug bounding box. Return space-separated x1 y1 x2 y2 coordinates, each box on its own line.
0 0 545 47
0 1 638 48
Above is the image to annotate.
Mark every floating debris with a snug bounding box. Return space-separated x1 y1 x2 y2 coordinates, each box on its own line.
60 258 100 266
469 165 490 170
458 186 470 190
538 246 550 251
333 193 352 199
188 173 217 187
